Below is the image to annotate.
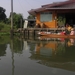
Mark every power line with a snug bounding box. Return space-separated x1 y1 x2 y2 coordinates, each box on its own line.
17 0 25 14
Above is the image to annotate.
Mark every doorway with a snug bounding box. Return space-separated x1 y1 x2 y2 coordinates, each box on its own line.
65 13 75 27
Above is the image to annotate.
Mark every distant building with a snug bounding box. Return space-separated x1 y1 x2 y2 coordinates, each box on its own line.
23 19 36 28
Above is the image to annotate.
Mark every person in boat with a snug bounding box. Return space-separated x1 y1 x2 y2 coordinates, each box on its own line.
65 24 72 34
70 28 75 35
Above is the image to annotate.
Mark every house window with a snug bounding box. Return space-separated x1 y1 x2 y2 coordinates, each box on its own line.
40 12 52 22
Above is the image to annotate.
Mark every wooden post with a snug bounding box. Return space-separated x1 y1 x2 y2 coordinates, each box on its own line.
28 30 29 39
34 30 35 36
11 0 13 37
23 29 25 38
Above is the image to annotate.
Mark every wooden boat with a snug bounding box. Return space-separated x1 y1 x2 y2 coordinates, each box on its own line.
38 32 75 38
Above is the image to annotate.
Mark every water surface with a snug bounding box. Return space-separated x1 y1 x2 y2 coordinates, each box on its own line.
0 36 75 75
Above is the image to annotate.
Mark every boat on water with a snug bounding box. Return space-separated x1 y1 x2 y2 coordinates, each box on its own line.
38 31 75 38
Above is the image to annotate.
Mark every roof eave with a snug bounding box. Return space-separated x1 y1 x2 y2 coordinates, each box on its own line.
28 8 46 15
46 8 75 10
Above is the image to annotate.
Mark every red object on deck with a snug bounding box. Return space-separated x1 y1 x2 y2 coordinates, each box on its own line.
61 31 65 35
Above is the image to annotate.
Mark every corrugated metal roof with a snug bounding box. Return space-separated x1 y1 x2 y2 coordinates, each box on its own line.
42 0 75 8
28 0 75 15
24 19 36 21
46 7 75 10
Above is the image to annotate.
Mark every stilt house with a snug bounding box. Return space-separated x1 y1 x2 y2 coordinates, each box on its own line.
28 0 75 28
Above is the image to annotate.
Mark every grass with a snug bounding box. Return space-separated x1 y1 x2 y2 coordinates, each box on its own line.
0 32 10 36
0 22 18 36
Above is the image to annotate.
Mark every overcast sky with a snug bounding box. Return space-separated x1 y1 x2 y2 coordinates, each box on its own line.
0 0 67 19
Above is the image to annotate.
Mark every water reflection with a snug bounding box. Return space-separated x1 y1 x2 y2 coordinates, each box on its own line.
23 41 29 50
0 36 24 75
0 44 6 56
67 38 75 47
0 36 9 56
29 38 75 72
0 35 75 75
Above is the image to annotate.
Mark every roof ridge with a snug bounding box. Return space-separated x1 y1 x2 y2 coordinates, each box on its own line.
42 0 75 8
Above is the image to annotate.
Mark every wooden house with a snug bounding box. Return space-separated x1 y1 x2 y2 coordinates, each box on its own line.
28 0 75 28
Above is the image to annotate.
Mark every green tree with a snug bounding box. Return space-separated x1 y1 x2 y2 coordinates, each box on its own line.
0 7 6 22
27 14 35 19
8 12 24 28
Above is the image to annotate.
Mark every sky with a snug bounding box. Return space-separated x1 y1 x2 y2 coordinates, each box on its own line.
0 0 67 19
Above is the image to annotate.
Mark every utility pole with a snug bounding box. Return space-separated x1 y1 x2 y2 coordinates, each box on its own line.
11 0 13 36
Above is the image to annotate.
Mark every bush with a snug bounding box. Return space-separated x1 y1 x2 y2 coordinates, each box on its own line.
0 22 11 32
0 22 4 31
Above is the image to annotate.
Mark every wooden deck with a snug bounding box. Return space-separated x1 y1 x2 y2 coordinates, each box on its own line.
23 28 65 37
23 28 65 31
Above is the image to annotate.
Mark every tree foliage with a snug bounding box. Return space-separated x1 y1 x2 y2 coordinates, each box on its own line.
8 12 24 28
27 14 35 19
0 7 6 22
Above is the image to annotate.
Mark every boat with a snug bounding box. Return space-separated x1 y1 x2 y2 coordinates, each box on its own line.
38 31 75 38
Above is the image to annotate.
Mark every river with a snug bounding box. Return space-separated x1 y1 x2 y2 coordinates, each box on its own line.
0 35 75 75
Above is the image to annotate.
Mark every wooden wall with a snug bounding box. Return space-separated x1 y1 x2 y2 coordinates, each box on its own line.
36 11 57 28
